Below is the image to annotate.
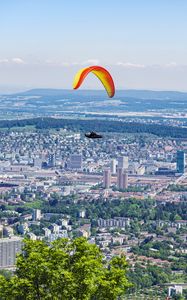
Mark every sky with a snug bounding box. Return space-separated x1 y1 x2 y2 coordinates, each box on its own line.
1 0 187 93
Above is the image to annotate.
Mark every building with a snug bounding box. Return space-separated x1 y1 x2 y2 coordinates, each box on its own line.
52 224 60 234
110 159 117 174
167 284 187 298
48 153 56 168
48 232 68 242
77 224 91 238
79 209 86 218
17 223 29 235
117 156 129 190
27 233 37 240
32 209 42 221
70 154 82 170
0 237 23 268
117 167 123 189
78 229 89 238
33 157 43 169
98 217 130 228
3 226 13 237
0 225 3 238
103 168 111 189
155 168 176 176
117 167 129 190
136 165 145 175
61 186 71 196
177 151 185 173
118 156 128 169
43 228 51 238
60 218 69 227
122 171 128 189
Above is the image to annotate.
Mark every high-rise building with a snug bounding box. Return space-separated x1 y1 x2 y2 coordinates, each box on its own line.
103 168 111 189
122 171 128 189
34 154 45 169
34 157 43 169
110 159 117 174
118 156 128 170
117 167 123 189
70 154 82 170
32 209 42 221
0 237 23 268
117 168 128 190
48 153 56 167
177 151 185 173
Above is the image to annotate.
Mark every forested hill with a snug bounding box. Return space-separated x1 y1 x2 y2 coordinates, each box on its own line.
0 117 187 138
14 88 187 100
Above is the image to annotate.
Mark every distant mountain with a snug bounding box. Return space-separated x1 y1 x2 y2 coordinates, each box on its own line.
13 88 187 100
14 89 107 97
117 89 187 100
1 88 187 118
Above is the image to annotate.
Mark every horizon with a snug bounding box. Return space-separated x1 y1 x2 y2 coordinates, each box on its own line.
2 87 187 96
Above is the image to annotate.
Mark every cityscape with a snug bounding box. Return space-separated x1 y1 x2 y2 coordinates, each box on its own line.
1 1 187 299
0 123 186 298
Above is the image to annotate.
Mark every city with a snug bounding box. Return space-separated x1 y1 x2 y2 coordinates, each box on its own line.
0 125 186 298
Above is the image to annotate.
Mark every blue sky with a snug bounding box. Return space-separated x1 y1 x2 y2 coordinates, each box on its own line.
1 0 187 92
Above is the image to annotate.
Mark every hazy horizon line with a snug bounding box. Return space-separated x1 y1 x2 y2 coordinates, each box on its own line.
2 87 187 95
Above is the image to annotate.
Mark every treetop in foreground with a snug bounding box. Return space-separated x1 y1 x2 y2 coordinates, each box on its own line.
0 237 130 300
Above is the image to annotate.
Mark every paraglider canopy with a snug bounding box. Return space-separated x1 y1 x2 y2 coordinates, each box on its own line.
73 65 115 98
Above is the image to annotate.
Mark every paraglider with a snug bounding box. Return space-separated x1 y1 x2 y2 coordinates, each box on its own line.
73 65 115 98
73 66 115 138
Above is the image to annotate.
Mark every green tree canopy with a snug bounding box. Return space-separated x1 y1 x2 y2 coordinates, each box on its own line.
0 237 130 300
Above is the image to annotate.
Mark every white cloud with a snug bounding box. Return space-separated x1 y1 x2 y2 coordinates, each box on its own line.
0 58 25 65
1 58 186 70
116 61 187 69
60 62 70 66
0 59 9 64
150 62 187 69
45 59 70 66
44 58 100 67
81 59 100 65
117 62 146 68
11 58 25 64
164 62 178 68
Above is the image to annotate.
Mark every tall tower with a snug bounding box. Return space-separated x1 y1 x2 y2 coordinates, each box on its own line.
118 156 128 169
122 171 128 189
48 153 56 168
0 237 22 268
117 167 123 189
70 154 82 170
117 168 128 190
110 159 117 174
177 151 185 173
103 168 111 189
32 209 42 221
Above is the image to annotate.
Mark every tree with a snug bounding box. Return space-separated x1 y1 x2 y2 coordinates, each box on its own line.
0 237 130 300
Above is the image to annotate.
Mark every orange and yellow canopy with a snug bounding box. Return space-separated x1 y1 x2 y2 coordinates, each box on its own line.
73 66 115 98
